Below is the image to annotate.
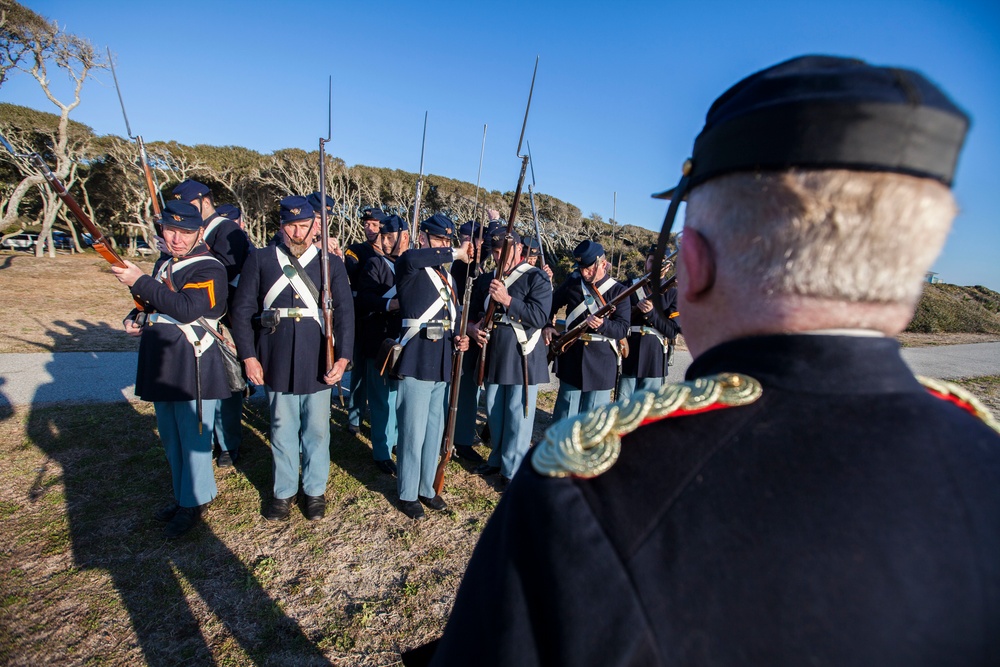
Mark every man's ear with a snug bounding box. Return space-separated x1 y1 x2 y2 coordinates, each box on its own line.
680 229 716 301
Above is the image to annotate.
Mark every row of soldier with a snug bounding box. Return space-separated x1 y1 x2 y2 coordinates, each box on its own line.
111 178 680 535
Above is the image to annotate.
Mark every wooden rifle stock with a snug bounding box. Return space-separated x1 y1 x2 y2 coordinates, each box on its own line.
28 153 127 269
548 273 677 362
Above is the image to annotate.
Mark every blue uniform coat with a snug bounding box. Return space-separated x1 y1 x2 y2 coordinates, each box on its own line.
130 245 231 402
231 244 354 394
550 273 631 392
471 263 552 386
395 247 459 382
621 281 681 379
356 254 403 360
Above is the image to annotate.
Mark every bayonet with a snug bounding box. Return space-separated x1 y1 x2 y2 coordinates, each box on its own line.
410 111 428 248
526 140 547 269
107 47 163 235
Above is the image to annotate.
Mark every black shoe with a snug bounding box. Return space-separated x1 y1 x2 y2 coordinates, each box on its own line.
419 494 447 511
153 503 179 523
374 459 397 476
454 445 486 465
264 496 295 521
473 464 501 476
479 424 491 444
347 424 359 436
303 495 326 520
163 506 201 539
217 451 236 468
398 500 425 520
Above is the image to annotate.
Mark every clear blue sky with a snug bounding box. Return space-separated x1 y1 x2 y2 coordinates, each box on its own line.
4 0 998 291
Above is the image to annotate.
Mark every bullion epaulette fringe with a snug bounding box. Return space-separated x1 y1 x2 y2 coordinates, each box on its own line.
532 373 763 478
918 376 1000 434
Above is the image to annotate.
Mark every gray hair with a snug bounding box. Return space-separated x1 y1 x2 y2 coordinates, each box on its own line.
684 170 957 307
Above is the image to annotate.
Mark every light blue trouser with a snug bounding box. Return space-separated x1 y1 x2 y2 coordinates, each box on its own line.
213 391 243 455
616 376 664 402
154 399 218 508
347 345 368 429
267 388 332 499
552 382 613 423
454 352 482 447
365 358 398 462
485 383 538 479
396 377 447 502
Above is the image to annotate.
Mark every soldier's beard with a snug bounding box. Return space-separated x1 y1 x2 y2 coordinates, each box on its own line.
284 236 311 257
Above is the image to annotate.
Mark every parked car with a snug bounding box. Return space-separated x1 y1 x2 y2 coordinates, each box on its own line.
51 231 74 250
135 240 156 256
1 233 39 250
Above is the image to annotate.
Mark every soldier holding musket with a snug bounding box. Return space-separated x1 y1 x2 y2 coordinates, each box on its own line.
468 227 552 482
112 200 230 539
542 240 631 420
393 214 472 520
617 245 681 401
231 196 354 521
344 207 388 435
355 214 410 476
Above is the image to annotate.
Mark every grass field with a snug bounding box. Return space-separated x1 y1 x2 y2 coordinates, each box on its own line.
1 252 998 665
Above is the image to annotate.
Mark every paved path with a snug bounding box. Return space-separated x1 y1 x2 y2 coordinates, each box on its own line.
1 343 998 408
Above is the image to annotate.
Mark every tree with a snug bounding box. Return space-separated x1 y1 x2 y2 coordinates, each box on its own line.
0 1 105 256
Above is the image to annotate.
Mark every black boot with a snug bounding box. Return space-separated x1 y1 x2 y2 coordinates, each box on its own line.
163 506 202 539
302 495 326 520
264 495 295 521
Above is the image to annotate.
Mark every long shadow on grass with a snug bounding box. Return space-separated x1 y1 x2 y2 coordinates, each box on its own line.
25 321 330 665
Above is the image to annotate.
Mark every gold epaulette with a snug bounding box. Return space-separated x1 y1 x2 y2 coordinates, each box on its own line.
917 376 1000 434
532 373 762 479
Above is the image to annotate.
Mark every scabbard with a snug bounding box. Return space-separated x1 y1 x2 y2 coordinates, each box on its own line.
522 354 529 418
195 355 203 435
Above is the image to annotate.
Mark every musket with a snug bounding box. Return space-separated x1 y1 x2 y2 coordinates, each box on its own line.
410 111 428 249
108 47 163 237
526 140 546 269
475 56 539 389
317 77 343 405
548 249 678 362
1 132 127 268
434 123 488 495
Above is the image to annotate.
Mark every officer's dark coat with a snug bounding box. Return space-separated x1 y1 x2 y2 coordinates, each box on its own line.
471 262 552 386
202 213 252 292
550 272 631 391
620 282 680 379
395 247 458 382
423 335 1000 666
356 254 402 360
130 245 231 402
231 244 354 394
344 240 380 289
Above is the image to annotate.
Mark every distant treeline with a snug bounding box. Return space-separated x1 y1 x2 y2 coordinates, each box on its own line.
0 102 666 283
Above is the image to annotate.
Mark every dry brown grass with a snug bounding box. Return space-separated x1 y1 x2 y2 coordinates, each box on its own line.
0 251 153 354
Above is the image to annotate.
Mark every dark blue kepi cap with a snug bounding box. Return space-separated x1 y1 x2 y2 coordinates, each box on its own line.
161 200 203 231
171 179 211 201
573 240 604 268
362 207 387 222
381 214 409 234
216 204 241 221
653 55 970 199
279 196 314 224
306 192 336 215
421 213 455 238
458 221 481 238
